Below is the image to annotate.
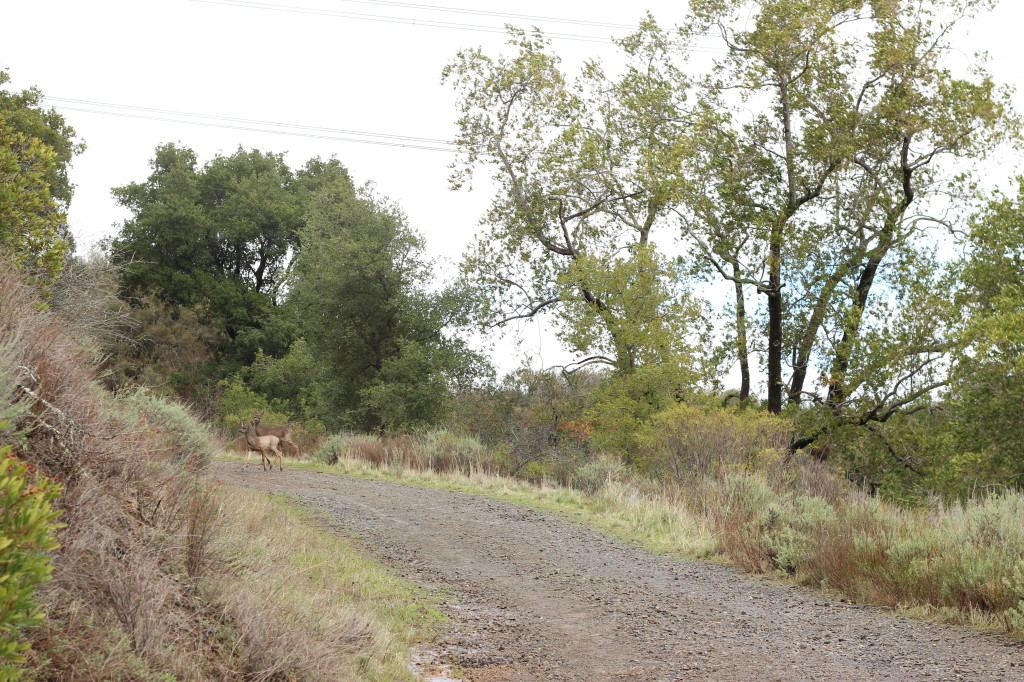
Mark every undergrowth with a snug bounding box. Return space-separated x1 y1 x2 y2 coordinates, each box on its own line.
291 427 1024 637
0 265 439 679
206 486 443 681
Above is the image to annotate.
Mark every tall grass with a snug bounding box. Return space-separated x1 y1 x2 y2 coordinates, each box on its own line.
0 264 441 679
711 476 1024 629
206 486 442 681
312 419 1024 636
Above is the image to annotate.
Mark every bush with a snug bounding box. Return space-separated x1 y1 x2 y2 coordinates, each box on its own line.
638 402 791 482
570 456 629 494
115 387 217 468
416 430 488 474
0 443 62 678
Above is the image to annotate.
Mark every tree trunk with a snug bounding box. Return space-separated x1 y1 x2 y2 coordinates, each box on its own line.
827 254 882 409
766 225 784 414
733 273 750 401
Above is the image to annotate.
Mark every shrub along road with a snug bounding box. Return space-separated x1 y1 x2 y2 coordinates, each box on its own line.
210 462 1022 681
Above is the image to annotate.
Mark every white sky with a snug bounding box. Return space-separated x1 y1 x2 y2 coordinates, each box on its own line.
5 0 1024 384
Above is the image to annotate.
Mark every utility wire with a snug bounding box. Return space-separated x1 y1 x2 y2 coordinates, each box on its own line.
51 104 464 152
189 0 619 43
189 0 731 52
327 0 636 30
48 97 455 146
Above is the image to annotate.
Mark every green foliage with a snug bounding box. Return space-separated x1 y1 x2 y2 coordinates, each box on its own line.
0 118 69 291
446 24 709 381
98 296 225 402
637 402 792 480
0 69 83 211
115 388 217 468
216 375 287 433
313 433 362 466
358 341 458 431
942 180 1024 491
289 185 484 432
0 67 83 293
109 145 351 363
0 440 62 678
234 338 324 424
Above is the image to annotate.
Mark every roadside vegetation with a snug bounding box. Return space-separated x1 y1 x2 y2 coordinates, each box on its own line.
4 0 1024 676
0 264 439 679
288 425 1024 636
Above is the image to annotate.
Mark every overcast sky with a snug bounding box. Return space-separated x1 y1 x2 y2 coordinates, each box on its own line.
5 0 1024 382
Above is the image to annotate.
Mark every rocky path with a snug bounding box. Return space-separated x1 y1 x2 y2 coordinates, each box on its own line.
210 462 1023 681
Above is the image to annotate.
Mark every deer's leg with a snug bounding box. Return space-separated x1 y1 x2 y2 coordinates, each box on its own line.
242 448 251 471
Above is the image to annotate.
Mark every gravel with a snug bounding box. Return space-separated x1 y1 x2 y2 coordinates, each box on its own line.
210 461 1024 681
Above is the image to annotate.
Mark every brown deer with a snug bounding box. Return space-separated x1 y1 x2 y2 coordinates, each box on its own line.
240 420 283 472
252 410 300 458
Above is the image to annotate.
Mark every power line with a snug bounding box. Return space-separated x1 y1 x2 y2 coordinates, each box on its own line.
51 103 464 153
327 0 636 30
188 0 731 52
188 0 620 43
48 97 455 146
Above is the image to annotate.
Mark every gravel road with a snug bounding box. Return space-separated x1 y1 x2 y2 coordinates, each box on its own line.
210 461 1023 681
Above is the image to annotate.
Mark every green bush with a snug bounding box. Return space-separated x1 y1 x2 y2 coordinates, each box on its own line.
570 456 629 494
416 430 488 474
313 433 377 466
638 402 791 482
0 443 62 678
116 388 217 468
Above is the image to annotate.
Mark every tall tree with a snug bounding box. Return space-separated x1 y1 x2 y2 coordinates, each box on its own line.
445 24 708 388
0 68 83 283
676 0 1013 436
0 119 68 289
110 145 352 358
0 69 83 211
943 178 1024 487
288 184 482 431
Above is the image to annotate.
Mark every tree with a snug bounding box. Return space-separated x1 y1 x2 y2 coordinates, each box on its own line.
941 178 1024 489
110 145 353 364
288 184 482 431
0 69 83 211
675 0 1013 442
445 25 709 387
0 118 68 289
0 68 83 288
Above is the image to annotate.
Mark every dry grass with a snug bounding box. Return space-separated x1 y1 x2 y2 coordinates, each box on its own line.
300 423 1024 637
0 264 440 679
274 447 718 559
207 486 442 681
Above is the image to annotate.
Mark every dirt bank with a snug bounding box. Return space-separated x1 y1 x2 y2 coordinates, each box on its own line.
210 462 1022 681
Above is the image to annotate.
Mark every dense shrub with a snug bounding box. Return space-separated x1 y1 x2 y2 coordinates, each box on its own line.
0 442 62 678
316 431 498 476
638 402 791 481
709 475 1024 629
116 387 217 468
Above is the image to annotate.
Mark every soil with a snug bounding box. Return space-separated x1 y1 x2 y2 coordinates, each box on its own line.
209 461 1024 681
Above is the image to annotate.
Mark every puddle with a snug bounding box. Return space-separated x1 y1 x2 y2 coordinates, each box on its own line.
409 646 462 681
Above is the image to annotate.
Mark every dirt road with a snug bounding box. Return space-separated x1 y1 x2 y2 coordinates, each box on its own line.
210 462 1022 681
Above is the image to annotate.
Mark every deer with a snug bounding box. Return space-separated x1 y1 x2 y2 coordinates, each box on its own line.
239 420 283 472
252 410 300 459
